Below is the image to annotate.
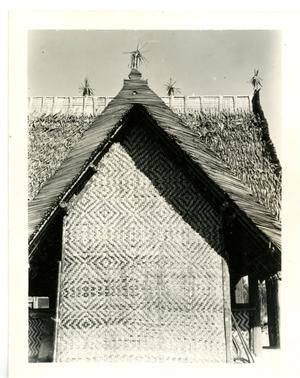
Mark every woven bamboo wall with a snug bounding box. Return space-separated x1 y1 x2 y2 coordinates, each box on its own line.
55 122 230 362
232 310 250 347
28 95 251 116
28 317 44 361
28 314 54 362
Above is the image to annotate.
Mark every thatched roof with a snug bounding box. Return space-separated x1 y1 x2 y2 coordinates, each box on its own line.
28 74 281 255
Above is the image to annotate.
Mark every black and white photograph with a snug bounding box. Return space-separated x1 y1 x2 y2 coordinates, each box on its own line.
7 8 300 378
26 28 281 364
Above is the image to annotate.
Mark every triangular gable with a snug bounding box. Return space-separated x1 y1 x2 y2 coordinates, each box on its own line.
28 76 281 254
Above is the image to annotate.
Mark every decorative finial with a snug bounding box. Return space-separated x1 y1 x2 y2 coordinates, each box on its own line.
165 78 181 96
123 43 148 79
250 69 263 92
79 77 95 96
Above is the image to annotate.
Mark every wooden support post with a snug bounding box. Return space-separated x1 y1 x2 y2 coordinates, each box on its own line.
266 275 281 348
53 213 68 361
249 275 262 356
53 261 62 362
222 258 232 362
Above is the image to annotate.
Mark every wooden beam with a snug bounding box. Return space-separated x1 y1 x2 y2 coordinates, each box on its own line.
266 274 281 348
249 275 262 356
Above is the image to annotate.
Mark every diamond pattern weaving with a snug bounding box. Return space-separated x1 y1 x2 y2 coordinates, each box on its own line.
56 122 227 362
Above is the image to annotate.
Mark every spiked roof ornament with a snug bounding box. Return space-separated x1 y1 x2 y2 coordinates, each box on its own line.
123 42 148 70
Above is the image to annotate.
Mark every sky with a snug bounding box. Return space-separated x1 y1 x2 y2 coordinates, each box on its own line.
28 30 281 157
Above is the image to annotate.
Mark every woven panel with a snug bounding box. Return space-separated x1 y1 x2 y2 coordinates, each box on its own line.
42 97 55 114
201 97 219 112
83 97 94 116
186 97 201 113
236 96 250 111
69 97 84 116
222 96 235 112
171 97 184 112
53 97 70 114
29 97 43 115
56 123 227 362
232 310 250 349
28 317 43 361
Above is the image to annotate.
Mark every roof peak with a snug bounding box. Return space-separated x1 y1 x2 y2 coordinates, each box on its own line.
124 69 148 89
128 68 143 81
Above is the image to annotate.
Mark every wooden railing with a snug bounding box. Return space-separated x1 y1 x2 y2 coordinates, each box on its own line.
28 95 252 116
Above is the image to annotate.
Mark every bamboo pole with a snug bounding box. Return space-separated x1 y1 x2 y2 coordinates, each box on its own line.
83 96 86 115
53 215 67 362
233 96 237 112
222 258 233 362
219 96 223 112
249 275 262 356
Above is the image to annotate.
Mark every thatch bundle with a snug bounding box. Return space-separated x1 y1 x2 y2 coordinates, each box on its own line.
28 114 94 200
28 110 281 220
180 111 281 220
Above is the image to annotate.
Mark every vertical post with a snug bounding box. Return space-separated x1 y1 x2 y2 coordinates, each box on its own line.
92 96 96 116
266 274 281 348
219 96 223 112
248 95 252 112
233 96 237 112
68 97 72 115
52 97 56 114
53 261 62 362
82 96 86 115
199 96 202 112
222 258 232 362
249 275 262 356
53 209 68 362
183 96 187 113
41 96 45 115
